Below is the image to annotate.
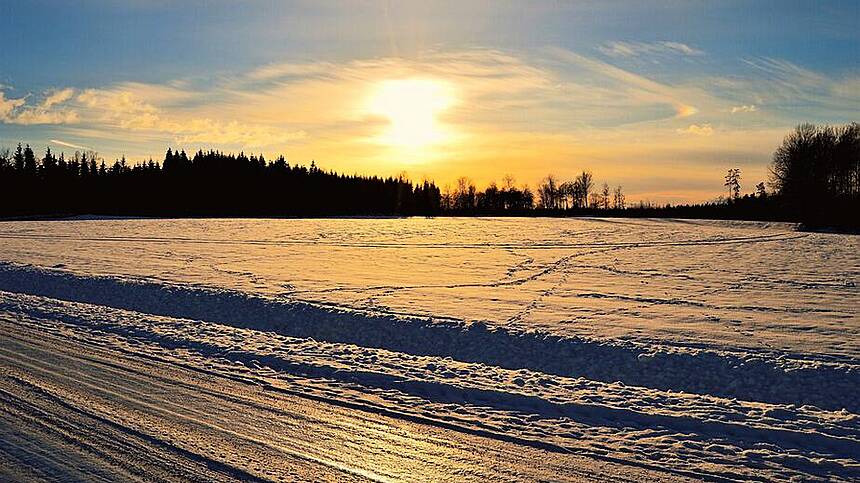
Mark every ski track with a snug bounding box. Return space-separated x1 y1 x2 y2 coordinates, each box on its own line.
0 217 857 481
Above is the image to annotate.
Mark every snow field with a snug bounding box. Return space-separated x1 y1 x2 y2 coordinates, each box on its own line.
0 217 857 481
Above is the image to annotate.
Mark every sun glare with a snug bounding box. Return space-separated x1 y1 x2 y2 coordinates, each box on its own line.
368 79 455 148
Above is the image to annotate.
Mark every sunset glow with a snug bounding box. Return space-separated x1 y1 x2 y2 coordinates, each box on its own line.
1 2 857 203
368 79 455 148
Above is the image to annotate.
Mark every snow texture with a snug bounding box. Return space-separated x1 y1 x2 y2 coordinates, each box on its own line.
0 217 857 481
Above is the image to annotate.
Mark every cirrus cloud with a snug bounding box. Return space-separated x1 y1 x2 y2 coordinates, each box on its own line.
731 104 758 113
598 41 704 59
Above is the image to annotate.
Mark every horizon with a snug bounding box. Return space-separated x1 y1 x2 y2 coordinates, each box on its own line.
2 1 858 204
0 140 793 207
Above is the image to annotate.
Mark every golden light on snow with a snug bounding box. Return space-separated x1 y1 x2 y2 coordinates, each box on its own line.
367 79 455 148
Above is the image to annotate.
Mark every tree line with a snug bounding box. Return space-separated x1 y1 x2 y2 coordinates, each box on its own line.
439 172 625 214
0 122 856 227
769 123 859 227
0 147 441 216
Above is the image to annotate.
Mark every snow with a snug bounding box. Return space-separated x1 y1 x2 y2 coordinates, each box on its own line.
0 217 857 481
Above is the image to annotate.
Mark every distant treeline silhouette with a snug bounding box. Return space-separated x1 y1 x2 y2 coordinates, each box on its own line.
440 122 858 228
0 148 441 216
0 122 856 227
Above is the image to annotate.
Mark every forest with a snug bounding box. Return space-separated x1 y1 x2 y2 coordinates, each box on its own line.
0 123 856 228
0 148 441 216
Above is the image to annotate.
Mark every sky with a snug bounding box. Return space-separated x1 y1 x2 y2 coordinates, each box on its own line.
1 1 858 203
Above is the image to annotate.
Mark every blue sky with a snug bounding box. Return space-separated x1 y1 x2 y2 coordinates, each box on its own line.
1 1 858 202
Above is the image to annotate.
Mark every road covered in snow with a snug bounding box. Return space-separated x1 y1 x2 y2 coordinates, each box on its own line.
0 302 675 482
0 217 857 481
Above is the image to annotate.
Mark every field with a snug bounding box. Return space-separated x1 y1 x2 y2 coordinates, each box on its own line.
0 217 857 481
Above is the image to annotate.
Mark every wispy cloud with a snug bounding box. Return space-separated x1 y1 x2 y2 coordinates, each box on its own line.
247 62 337 81
677 124 714 136
548 47 702 119
42 88 76 109
731 105 758 113
72 86 306 147
727 56 860 121
0 88 79 125
50 139 91 150
598 41 704 59
0 91 26 120
10 109 79 125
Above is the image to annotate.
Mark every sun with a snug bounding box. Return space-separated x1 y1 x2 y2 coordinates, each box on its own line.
368 79 455 148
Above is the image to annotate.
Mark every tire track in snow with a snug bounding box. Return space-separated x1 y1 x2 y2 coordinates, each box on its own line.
0 230 807 250
0 315 686 483
5 297 858 482
8 316 857 468
0 266 857 412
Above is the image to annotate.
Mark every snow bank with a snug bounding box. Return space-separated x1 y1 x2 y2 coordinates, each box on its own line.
1 262 856 413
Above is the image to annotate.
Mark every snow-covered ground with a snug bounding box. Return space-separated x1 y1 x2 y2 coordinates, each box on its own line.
0 217 857 481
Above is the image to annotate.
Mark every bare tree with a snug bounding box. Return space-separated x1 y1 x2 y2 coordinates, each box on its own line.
771 122 860 202
538 174 560 209
454 176 476 210
574 171 593 208
558 181 573 209
441 184 453 211
613 185 625 209
600 182 610 209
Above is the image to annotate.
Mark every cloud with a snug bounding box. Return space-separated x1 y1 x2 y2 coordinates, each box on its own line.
731 105 758 113
831 77 860 99
50 139 92 150
724 57 860 121
675 105 699 118
741 57 825 87
173 120 307 146
598 41 704 58
0 91 26 119
677 124 714 136
548 47 702 119
73 86 306 147
42 88 76 109
0 88 79 125
247 61 337 81
10 109 79 125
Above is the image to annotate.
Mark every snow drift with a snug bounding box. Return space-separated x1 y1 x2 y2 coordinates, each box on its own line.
1 261 856 413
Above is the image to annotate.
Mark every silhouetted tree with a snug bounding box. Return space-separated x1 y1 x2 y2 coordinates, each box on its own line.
13 144 24 172
600 182 610 209
769 123 859 226
538 174 560 209
724 168 741 200
22 145 37 175
573 171 593 209
613 185 625 209
453 177 477 211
